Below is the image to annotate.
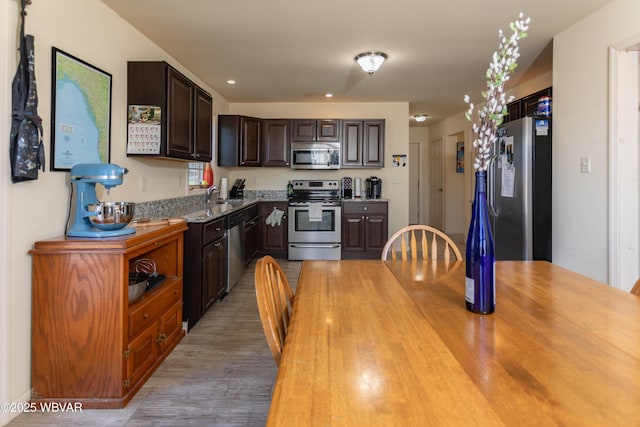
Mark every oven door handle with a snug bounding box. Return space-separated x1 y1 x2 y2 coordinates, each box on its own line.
289 244 341 248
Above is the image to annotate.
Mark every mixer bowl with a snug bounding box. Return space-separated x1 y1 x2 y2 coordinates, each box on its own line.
128 272 149 304
87 202 135 231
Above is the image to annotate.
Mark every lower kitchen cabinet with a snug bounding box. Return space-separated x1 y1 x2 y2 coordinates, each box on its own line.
342 201 388 259
29 221 187 408
244 208 260 264
184 217 227 330
258 201 288 258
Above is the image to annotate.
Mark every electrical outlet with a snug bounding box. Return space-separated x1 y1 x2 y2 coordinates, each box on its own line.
392 176 401 184
140 177 147 192
580 156 591 173
177 175 183 188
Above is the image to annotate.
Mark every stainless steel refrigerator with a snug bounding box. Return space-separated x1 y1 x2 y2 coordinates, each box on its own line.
488 116 552 261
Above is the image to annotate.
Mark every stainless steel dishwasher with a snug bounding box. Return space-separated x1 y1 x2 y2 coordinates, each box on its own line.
225 208 247 293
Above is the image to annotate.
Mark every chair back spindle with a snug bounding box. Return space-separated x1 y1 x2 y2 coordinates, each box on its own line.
382 225 462 262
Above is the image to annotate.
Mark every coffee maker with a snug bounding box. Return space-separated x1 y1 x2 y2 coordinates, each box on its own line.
366 176 382 199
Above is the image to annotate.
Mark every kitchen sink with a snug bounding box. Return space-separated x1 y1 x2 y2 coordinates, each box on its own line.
183 200 250 223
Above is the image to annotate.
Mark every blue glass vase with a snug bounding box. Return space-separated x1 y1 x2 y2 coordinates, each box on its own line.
465 170 495 314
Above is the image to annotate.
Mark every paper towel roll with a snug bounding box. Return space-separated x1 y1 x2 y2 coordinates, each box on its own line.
220 177 228 200
354 178 362 198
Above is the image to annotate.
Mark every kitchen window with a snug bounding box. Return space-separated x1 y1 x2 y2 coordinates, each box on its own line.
188 162 204 187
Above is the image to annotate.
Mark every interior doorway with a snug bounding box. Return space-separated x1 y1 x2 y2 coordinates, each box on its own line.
409 142 420 224
429 138 444 230
608 43 639 291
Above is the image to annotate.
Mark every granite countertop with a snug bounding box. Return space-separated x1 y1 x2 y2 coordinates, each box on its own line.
136 190 386 225
181 199 258 223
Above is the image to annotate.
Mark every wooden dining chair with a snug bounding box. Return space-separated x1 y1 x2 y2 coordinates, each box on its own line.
254 255 295 366
382 225 463 262
631 278 640 296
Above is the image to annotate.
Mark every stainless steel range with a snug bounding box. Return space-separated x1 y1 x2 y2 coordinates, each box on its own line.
288 180 342 260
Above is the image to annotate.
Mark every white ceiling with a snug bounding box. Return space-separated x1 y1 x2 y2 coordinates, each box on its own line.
100 0 612 126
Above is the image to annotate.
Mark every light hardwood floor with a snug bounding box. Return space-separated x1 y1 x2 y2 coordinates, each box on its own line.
8 259 302 427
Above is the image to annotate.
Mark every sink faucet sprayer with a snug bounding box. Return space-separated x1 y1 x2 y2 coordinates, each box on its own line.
205 185 219 203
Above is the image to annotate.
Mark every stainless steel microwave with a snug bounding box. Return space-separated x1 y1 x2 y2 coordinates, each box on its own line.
290 142 341 170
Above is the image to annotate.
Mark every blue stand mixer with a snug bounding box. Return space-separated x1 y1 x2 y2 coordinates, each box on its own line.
66 163 136 238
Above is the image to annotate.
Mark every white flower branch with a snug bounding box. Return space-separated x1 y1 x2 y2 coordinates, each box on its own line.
465 12 531 171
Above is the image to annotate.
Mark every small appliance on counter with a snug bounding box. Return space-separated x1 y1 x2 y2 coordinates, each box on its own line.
366 176 382 199
342 177 352 199
229 178 245 199
354 178 362 198
66 163 136 237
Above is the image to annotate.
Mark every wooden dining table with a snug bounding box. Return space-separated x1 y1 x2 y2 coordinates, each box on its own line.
266 260 640 426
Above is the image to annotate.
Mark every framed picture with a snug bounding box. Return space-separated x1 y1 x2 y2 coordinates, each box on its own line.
51 48 112 171
456 141 464 173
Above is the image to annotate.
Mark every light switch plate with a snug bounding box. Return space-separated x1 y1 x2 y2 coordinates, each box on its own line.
580 156 591 173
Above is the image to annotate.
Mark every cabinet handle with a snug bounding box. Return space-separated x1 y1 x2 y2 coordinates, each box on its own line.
214 242 222 247
216 227 221 231
363 206 368 211
143 313 149 320
283 215 287 220
156 333 167 343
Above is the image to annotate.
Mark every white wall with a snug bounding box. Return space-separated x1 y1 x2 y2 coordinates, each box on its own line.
554 0 640 282
0 1 13 425
1 1 228 423
444 133 465 235
227 102 410 236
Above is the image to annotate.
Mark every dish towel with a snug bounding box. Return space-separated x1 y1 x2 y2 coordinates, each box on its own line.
308 203 323 222
265 208 284 227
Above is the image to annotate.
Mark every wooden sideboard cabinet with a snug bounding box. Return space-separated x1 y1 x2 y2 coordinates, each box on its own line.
29 221 187 408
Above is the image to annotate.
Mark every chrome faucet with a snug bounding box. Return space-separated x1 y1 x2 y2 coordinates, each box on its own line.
205 185 219 203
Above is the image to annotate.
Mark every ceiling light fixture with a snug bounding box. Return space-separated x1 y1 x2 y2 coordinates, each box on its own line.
226 80 236 85
414 114 428 122
354 51 388 75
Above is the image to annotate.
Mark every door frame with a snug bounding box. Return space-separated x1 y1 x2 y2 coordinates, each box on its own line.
428 137 444 230
408 142 421 225
608 43 640 290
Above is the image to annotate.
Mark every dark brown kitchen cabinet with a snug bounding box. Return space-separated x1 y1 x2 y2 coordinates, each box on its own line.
504 87 552 123
292 119 341 142
258 201 288 258
194 86 213 160
262 119 291 166
244 213 259 264
183 218 227 330
342 201 388 259
127 61 212 161
218 115 261 166
341 120 385 168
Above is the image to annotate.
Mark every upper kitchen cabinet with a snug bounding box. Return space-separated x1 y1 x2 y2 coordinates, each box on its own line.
341 119 385 168
504 87 552 123
261 119 291 167
218 115 261 167
292 119 341 142
127 61 213 162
